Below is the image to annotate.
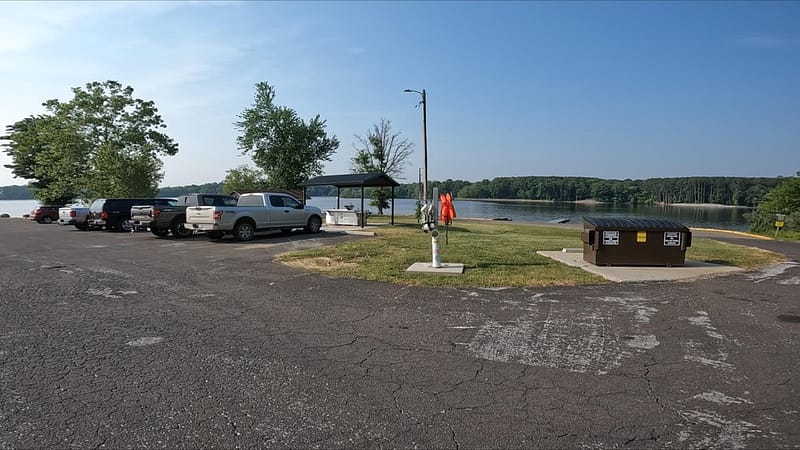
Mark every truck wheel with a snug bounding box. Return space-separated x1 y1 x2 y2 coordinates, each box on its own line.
304 215 322 234
151 227 170 237
233 221 255 242
206 231 224 240
170 220 193 238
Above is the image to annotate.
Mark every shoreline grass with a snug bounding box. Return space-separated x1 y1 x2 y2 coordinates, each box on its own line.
276 216 785 288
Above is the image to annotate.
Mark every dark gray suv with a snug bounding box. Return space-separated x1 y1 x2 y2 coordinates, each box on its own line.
88 198 176 231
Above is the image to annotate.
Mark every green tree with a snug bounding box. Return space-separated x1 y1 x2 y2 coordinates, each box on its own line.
747 173 800 232
351 118 413 177
2 80 178 202
236 82 339 189
369 188 390 215
351 118 413 214
222 165 270 193
3 115 91 205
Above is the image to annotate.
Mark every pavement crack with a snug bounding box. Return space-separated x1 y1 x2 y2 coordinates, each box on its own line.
443 409 461 450
643 365 665 412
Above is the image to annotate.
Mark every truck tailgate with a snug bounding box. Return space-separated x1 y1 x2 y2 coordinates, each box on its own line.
185 206 217 224
130 205 153 223
58 207 74 223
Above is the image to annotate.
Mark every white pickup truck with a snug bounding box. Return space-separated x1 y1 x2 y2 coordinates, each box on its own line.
185 192 323 241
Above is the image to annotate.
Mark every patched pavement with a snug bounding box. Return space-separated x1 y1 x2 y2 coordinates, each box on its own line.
1 220 798 448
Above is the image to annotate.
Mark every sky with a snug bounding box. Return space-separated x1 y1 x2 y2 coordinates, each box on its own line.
0 1 798 187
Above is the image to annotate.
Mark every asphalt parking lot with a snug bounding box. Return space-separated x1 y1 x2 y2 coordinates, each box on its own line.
1 219 798 448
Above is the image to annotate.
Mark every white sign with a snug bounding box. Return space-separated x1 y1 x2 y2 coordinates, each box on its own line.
664 232 681 247
602 230 619 246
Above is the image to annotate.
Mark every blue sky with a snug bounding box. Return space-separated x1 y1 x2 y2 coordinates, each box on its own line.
0 1 798 187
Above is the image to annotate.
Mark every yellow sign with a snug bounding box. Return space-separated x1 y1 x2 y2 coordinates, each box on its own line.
637 231 647 243
775 221 785 228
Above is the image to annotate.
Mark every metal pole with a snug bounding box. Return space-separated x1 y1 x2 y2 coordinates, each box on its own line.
405 88 428 204
421 89 428 204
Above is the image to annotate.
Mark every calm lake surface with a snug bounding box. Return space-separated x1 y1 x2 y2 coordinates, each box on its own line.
0 197 752 230
306 197 752 231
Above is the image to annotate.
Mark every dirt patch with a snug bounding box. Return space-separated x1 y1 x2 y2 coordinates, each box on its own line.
282 257 357 272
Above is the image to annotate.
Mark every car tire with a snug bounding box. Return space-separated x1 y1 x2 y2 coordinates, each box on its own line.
304 216 322 234
206 231 224 240
151 227 170 237
41 216 53 224
233 221 255 242
170 220 193 238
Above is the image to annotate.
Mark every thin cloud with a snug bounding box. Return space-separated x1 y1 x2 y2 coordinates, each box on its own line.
733 34 800 50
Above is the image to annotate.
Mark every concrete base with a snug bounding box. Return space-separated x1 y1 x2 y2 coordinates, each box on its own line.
406 262 465 274
321 225 376 236
537 250 742 282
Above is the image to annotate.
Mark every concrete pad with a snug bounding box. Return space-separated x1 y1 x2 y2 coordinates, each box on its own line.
406 262 465 274
537 250 742 283
321 225 376 236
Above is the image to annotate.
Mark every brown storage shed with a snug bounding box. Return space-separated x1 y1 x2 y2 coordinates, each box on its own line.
581 217 692 267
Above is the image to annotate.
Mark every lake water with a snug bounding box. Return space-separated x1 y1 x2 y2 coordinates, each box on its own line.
0 197 753 230
306 197 752 231
0 199 39 217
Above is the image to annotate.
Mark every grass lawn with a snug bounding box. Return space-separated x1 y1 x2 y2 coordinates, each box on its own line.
277 216 785 288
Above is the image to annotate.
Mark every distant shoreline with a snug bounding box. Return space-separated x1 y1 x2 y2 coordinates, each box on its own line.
461 198 752 208
661 202 752 209
463 198 605 205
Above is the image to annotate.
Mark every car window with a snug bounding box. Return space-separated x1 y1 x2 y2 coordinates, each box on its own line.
222 197 238 207
238 195 263 207
269 195 284 207
203 197 216 206
282 196 301 208
90 199 105 211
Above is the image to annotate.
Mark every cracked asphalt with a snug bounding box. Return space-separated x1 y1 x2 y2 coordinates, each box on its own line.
1 219 798 448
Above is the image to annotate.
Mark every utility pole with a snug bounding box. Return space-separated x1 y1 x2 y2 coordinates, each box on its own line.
404 88 428 203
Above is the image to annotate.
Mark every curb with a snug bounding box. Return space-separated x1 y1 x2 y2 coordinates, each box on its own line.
689 227 773 240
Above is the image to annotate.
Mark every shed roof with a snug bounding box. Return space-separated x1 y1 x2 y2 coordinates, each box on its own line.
583 216 690 232
300 172 400 188
228 189 309 200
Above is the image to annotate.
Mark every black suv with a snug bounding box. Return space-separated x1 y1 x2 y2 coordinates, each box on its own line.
88 198 176 231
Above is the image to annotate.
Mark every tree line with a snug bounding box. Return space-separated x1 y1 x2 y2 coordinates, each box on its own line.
305 176 784 207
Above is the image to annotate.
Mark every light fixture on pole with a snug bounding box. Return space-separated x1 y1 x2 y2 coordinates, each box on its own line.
404 88 427 203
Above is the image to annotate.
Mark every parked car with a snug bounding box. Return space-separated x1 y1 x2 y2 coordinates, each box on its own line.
88 198 176 231
185 192 323 241
58 206 91 230
135 193 238 238
29 205 62 224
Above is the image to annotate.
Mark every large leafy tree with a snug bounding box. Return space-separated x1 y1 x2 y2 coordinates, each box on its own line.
3 115 90 205
222 165 270 194
2 80 178 202
351 118 413 214
746 172 800 232
758 173 800 213
235 82 339 189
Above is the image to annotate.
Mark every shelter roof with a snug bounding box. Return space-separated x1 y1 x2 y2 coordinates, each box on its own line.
300 172 400 188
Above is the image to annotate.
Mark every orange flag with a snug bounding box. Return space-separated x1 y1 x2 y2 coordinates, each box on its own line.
439 192 456 225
